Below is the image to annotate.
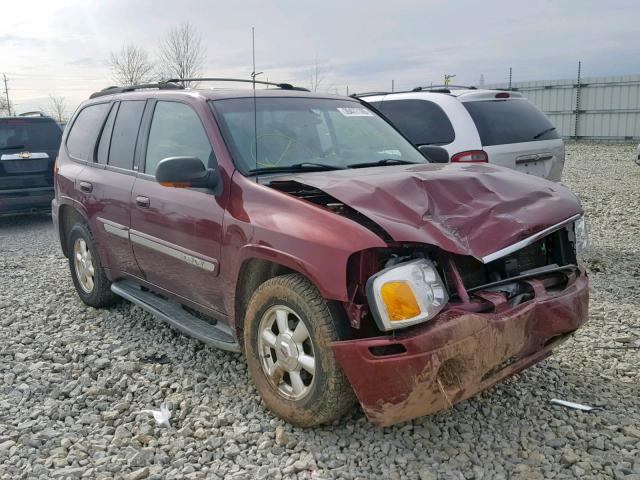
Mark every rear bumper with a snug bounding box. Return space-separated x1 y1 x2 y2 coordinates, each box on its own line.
0 187 54 214
331 269 589 426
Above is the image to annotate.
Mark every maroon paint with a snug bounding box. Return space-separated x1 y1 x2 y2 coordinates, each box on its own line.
331 270 589 426
275 163 583 261
76 166 142 276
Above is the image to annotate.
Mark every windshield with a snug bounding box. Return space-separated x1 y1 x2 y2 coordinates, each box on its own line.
0 118 62 151
210 97 426 173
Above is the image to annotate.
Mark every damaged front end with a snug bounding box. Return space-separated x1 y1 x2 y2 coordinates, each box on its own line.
332 220 589 426
267 170 589 426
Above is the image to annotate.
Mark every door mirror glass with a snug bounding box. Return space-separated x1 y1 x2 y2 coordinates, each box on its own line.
418 145 450 163
155 156 220 190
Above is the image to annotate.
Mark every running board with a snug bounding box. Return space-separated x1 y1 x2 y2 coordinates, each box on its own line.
110 280 240 352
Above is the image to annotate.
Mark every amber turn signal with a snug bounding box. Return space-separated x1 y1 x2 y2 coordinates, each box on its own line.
160 181 191 188
380 281 421 321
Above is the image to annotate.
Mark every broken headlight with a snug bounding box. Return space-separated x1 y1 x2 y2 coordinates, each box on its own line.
574 215 590 255
366 259 448 331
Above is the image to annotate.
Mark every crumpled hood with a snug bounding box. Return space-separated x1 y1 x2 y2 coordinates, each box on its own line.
274 163 583 262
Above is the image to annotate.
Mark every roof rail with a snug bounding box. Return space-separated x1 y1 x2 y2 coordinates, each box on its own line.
352 85 479 98
349 91 390 98
18 111 48 117
411 84 477 92
89 82 184 99
165 77 310 92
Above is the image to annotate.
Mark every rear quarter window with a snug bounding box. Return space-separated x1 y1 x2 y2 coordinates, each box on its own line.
370 99 455 146
107 100 145 170
463 99 560 146
66 103 110 161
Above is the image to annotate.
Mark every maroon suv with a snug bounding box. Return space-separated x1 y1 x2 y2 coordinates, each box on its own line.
53 79 589 426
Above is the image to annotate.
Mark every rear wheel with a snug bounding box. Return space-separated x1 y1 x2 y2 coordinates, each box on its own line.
67 223 119 308
244 274 355 427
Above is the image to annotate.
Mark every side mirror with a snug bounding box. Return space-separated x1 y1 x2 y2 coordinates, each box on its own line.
155 156 220 191
418 145 450 164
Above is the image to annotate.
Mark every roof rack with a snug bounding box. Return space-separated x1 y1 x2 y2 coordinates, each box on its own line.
411 84 477 92
165 77 310 92
352 84 478 98
89 82 184 99
18 111 49 117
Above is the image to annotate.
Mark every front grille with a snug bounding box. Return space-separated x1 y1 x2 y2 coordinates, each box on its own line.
450 229 576 292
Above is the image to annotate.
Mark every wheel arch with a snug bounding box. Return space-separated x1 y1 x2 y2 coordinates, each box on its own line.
58 203 89 258
233 255 350 346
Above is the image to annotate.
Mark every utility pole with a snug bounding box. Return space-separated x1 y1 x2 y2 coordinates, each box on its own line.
574 61 582 140
508 67 512 90
391 79 395 92
2 74 12 116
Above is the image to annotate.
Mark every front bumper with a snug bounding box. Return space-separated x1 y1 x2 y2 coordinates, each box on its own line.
0 187 54 214
332 269 589 426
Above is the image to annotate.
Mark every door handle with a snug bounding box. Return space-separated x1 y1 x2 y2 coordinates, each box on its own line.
78 181 93 193
136 196 150 208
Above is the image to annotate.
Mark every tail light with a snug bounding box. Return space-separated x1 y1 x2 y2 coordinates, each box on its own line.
451 150 488 163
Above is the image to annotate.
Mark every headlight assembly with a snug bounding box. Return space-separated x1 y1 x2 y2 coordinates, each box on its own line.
573 215 590 255
366 259 448 331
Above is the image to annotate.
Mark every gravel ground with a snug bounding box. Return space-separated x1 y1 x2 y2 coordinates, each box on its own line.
1 142 639 480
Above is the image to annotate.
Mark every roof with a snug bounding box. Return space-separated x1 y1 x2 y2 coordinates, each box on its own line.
85 86 353 104
359 88 525 103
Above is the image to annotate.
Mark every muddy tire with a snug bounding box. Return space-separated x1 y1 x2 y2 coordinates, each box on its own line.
244 274 355 427
67 222 119 308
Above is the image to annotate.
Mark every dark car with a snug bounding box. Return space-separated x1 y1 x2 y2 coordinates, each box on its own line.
0 113 63 214
53 79 589 426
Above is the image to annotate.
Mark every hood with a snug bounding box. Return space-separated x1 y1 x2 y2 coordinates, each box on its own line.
272 163 582 262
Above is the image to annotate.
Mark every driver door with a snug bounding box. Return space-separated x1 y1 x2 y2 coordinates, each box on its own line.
130 100 226 312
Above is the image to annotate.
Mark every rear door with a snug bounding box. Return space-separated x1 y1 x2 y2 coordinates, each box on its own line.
130 100 226 311
74 100 145 277
462 98 565 180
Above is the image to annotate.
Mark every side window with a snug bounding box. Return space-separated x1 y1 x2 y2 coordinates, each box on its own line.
66 103 110 161
377 99 455 146
145 101 213 176
96 103 119 164
108 100 145 170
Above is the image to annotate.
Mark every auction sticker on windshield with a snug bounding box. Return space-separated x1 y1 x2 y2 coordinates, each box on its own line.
337 107 374 117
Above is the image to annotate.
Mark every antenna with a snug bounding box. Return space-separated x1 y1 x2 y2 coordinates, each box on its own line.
251 27 261 170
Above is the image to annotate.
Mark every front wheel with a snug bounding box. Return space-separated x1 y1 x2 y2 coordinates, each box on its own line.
67 222 119 308
244 274 355 427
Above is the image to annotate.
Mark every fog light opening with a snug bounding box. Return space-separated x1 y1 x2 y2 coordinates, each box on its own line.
369 344 407 357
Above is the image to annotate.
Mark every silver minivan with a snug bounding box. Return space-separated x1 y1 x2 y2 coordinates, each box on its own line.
360 87 565 181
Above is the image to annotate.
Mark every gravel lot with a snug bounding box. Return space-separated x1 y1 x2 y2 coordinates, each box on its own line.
1 142 639 480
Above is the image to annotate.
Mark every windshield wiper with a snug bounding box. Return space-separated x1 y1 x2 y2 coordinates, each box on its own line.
533 127 556 139
347 158 419 169
248 162 346 174
0 144 25 150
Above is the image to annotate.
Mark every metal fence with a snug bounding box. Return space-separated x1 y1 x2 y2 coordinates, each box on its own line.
486 74 640 141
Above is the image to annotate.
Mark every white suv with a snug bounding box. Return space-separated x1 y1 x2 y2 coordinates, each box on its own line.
359 87 565 181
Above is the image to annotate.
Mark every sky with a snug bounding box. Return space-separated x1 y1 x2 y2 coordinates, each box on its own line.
2 0 640 116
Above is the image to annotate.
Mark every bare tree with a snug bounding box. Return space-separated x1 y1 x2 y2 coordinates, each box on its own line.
158 23 205 86
109 45 155 86
47 95 67 122
309 56 325 92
